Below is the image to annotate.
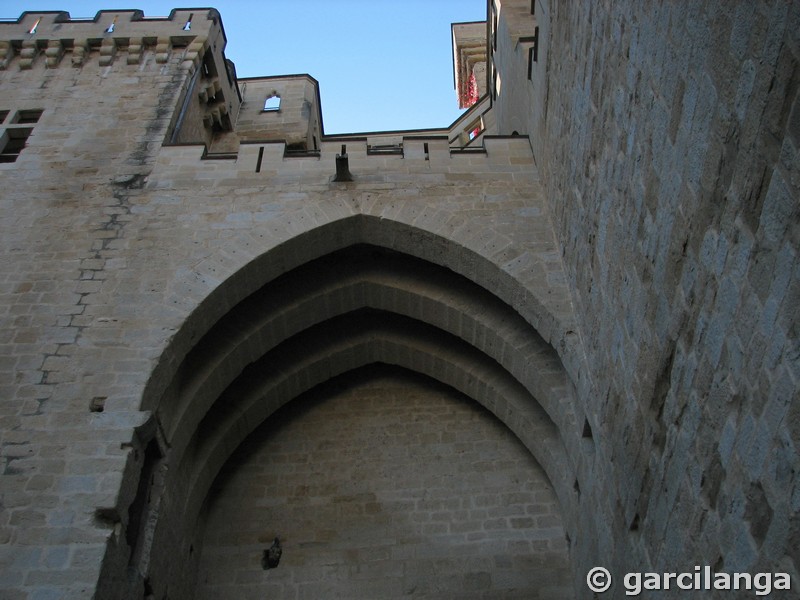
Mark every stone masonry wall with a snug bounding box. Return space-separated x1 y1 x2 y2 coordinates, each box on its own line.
0 24 581 594
539 0 799 593
0 14 213 598
234 76 320 146
196 368 571 599
8 3 795 598
116 134 583 599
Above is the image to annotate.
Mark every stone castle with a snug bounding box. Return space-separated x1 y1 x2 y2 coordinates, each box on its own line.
0 2 797 598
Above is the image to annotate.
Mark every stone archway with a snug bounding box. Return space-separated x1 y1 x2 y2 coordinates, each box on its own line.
102 217 581 599
195 366 572 599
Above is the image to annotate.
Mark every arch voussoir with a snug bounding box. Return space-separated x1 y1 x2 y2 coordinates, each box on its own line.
179 313 568 525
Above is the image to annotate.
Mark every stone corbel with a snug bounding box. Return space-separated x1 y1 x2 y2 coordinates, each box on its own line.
19 39 37 70
209 105 229 128
198 78 220 104
209 107 222 128
45 40 64 68
155 36 171 64
99 38 117 66
72 39 89 67
202 103 230 130
127 38 143 65
182 35 207 70
0 41 11 70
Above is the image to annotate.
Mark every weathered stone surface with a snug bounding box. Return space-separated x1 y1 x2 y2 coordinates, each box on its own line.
197 369 571 599
493 0 798 593
0 2 797 599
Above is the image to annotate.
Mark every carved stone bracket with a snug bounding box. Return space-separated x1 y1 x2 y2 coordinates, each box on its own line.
19 39 37 70
0 41 10 70
198 78 220 104
127 38 143 65
155 36 171 64
99 38 117 67
45 40 64 68
182 35 207 70
72 39 89 67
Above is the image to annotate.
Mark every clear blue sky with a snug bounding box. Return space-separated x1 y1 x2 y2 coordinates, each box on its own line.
1 1 487 133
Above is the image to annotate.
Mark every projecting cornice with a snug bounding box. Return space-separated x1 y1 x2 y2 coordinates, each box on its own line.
451 21 487 109
0 8 221 70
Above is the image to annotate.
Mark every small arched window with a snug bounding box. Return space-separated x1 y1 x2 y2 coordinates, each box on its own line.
263 94 281 112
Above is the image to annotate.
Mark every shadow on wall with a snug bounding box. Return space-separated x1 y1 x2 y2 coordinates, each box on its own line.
195 365 573 598
97 216 585 599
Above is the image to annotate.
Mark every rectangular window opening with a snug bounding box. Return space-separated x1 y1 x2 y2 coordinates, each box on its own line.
0 110 9 124
14 109 43 124
0 127 34 163
466 118 484 143
285 141 308 154
367 143 403 156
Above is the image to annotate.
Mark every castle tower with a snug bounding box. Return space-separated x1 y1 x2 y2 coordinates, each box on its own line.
0 3 798 599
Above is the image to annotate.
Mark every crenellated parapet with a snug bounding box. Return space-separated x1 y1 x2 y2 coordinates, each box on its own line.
0 9 221 71
1 8 241 145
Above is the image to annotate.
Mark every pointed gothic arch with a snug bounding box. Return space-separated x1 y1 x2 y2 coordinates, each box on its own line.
103 215 583 597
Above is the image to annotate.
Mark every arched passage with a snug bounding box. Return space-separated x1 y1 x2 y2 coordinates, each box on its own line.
102 218 583 599
196 366 573 599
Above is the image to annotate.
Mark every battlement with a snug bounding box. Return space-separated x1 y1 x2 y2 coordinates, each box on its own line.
0 9 243 153
152 135 537 188
1 3 797 600
0 9 223 70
